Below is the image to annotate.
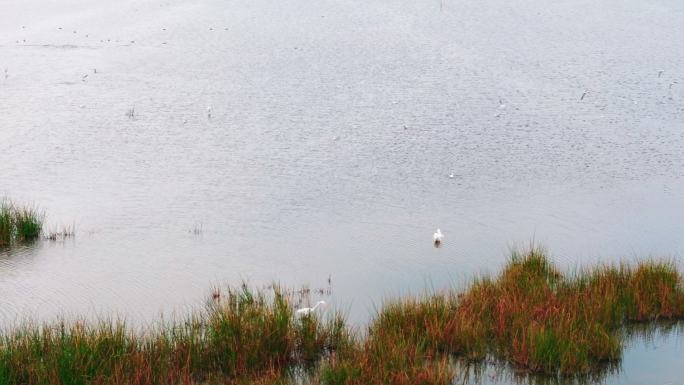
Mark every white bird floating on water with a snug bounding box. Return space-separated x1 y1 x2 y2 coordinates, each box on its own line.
433 228 444 247
295 301 326 316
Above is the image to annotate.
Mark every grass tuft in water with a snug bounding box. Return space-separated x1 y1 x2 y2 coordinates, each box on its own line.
0 201 12 246
0 199 43 246
12 205 42 242
45 223 76 241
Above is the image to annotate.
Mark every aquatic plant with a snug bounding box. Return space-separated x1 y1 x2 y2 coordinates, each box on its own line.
12 205 42 241
0 199 43 246
0 251 681 384
0 285 346 385
44 223 76 241
317 248 683 381
0 201 12 246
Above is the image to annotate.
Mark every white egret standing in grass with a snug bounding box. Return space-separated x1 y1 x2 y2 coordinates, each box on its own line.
433 228 444 247
295 301 326 316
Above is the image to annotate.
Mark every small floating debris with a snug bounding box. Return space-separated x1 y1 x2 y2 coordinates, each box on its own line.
126 106 136 119
190 223 203 235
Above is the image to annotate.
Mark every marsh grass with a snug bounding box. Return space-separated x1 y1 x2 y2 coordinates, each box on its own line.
316 249 683 383
13 205 43 242
0 285 346 385
0 201 12 246
0 199 43 246
0 250 681 384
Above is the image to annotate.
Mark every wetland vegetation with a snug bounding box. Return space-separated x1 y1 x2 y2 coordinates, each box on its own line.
0 249 680 384
0 199 43 246
3 0 684 383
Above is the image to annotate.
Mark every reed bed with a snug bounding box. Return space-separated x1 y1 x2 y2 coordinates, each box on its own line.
0 199 43 246
0 250 681 384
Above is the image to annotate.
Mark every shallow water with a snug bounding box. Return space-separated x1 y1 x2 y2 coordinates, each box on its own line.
1 0 684 381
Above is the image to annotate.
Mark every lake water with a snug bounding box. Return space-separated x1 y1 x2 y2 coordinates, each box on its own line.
1 0 683 382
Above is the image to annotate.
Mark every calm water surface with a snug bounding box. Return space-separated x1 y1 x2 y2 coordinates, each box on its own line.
1 0 683 382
